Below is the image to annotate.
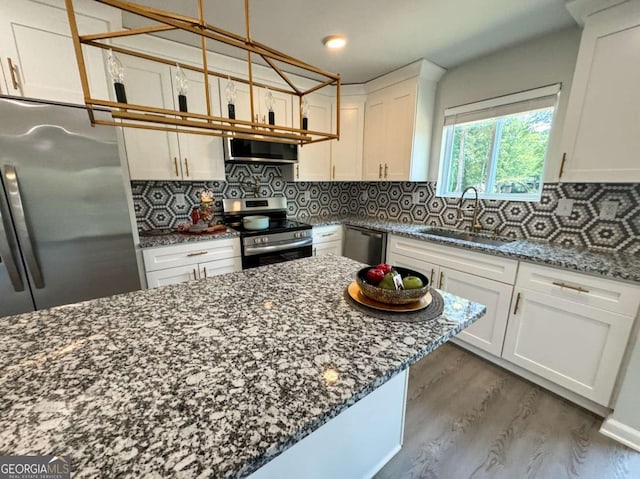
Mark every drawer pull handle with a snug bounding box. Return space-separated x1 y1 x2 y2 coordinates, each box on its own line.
513 292 521 315
320 233 334 237
438 271 443 289
552 281 589 293
187 251 208 257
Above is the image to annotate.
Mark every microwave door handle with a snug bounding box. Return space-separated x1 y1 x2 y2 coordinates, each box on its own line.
3 165 44 288
0 193 25 291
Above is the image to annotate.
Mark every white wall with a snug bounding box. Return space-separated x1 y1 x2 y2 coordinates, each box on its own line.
428 27 582 182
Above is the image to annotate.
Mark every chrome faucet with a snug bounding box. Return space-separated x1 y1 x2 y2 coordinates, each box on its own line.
456 186 481 233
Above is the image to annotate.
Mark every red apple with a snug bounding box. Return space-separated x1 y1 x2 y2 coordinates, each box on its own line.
376 263 393 274
366 268 385 284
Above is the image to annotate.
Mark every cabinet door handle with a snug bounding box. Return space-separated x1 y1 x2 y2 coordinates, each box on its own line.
193 268 197 280
378 164 383 179
173 157 179 177
187 251 208 257
332 165 336 180
296 164 299 179
255 114 259 123
184 158 190 177
429 269 434 286
552 281 589 293
203 266 207 278
384 163 388 179
7 57 19 90
438 271 443 289
558 152 567 179
513 292 521 315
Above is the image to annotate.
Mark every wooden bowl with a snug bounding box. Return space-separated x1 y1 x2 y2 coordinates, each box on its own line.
356 266 430 305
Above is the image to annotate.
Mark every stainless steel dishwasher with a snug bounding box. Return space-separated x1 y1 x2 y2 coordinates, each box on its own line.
343 225 387 265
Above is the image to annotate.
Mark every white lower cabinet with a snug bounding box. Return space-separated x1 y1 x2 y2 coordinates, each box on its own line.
440 268 513 357
502 263 640 406
386 234 640 409
142 238 242 288
312 225 343 257
387 234 516 357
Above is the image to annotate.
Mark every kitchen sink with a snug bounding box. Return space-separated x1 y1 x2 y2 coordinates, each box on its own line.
416 228 515 247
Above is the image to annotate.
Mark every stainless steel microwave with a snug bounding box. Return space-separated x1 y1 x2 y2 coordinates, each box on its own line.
223 137 298 164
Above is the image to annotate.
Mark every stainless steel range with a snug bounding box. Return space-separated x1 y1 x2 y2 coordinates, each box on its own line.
222 197 312 269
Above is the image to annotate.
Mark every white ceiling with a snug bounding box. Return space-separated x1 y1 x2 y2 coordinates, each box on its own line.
122 0 577 84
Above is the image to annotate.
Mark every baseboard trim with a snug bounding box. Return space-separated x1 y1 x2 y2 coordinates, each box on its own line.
365 444 402 479
600 417 640 452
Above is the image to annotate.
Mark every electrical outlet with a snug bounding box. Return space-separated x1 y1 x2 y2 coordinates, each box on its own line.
411 188 427 205
304 191 311 202
555 198 574 217
599 200 619 220
174 193 186 207
361 191 369 202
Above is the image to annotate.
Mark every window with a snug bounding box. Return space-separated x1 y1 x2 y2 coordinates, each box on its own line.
437 84 560 201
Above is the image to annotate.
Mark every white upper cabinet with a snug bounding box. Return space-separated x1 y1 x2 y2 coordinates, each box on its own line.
0 0 119 105
220 80 293 128
116 54 181 181
560 1 640 182
362 61 444 182
331 96 365 181
170 66 224 181
295 92 333 181
112 37 225 181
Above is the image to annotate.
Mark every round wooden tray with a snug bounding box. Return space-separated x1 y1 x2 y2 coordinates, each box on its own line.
347 281 433 313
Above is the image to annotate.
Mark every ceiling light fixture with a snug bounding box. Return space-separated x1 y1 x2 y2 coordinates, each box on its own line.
64 0 341 145
323 35 347 50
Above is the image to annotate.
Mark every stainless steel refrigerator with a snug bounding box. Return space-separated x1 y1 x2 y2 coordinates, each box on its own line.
0 96 140 318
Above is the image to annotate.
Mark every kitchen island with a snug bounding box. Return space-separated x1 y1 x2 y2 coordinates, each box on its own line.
0 255 485 478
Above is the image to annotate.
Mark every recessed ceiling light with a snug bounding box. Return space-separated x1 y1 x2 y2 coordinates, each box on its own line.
322 35 347 50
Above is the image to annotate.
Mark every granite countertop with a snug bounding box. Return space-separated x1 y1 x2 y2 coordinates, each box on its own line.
295 214 640 284
0 255 485 478
138 228 240 248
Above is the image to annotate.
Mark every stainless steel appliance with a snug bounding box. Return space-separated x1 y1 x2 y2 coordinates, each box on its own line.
0 96 140 318
343 225 387 265
223 137 298 164
222 197 311 269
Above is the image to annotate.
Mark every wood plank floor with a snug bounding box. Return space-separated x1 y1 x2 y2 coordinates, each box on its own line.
375 343 640 479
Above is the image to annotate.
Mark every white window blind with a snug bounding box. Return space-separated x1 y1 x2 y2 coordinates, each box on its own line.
443 84 561 126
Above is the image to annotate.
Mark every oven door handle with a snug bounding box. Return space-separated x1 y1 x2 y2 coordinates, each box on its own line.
244 237 312 255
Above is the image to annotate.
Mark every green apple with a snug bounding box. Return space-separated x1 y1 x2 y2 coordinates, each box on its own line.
379 272 397 290
402 276 424 289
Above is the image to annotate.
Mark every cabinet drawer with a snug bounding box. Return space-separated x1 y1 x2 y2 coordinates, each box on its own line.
387 234 518 284
142 238 241 272
516 263 640 317
312 224 343 244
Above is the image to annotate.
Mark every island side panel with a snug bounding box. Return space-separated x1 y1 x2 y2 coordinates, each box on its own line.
247 369 409 479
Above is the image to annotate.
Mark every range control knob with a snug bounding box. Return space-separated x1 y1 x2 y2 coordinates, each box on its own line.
254 238 261 244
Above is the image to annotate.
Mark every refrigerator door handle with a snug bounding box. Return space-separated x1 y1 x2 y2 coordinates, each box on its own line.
3 165 44 288
0 200 25 292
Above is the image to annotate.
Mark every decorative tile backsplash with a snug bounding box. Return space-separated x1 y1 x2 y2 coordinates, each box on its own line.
131 164 640 254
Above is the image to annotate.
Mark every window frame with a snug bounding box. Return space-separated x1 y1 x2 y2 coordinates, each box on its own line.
436 84 561 202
